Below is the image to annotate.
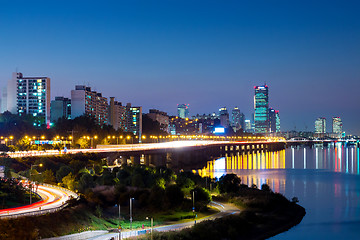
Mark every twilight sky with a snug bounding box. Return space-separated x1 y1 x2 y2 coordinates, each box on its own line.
0 0 359 134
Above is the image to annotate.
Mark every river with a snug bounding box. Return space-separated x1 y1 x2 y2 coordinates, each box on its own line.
196 143 360 239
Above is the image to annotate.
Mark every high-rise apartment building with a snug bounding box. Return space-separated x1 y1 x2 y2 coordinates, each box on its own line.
108 97 126 131
219 107 230 128
15 72 51 127
125 103 142 137
71 85 108 125
231 107 245 132
269 108 280 133
315 117 326 133
177 104 189 119
50 96 71 122
1 73 18 113
147 109 169 133
254 85 269 133
332 117 343 134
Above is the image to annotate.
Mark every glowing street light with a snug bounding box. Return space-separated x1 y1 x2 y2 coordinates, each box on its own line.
29 163 43 204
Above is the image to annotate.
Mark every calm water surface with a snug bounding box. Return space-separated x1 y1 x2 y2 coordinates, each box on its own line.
197 143 360 239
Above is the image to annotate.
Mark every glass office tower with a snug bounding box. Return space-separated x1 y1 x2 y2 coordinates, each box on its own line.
254 85 269 133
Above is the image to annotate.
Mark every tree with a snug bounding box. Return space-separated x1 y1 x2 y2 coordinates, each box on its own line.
42 169 56 184
142 114 168 136
78 173 95 192
56 165 73 182
261 184 272 192
165 184 184 207
217 174 241 194
62 172 76 191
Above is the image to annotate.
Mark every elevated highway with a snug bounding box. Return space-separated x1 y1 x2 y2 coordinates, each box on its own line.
7 140 285 158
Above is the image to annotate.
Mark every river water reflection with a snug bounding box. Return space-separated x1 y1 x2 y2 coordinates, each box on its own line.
196 143 360 239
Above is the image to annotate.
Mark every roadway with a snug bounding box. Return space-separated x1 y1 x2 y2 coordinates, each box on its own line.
0 183 77 218
7 140 281 158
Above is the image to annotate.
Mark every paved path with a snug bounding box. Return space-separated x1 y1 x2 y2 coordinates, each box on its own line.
84 201 240 240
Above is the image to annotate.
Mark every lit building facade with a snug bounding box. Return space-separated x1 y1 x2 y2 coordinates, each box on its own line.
254 85 269 133
231 107 245 132
108 97 126 131
332 117 343 134
244 119 252 132
125 103 142 137
193 113 220 134
16 72 51 127
50 96 71 122
219 107 230 128
71 85 108 125
315 117 326 133
177 104 189 119
269 108 280 133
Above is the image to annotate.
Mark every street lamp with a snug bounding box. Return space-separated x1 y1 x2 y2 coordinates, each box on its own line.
192 190 196 224
146 217 153 240
29 163 43 204
130 197 134 230
34 136 45 151
127 136 133 144
115 203 121 239
88 136 98 148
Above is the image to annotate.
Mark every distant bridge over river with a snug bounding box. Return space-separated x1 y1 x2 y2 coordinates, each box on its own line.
7 140 286 170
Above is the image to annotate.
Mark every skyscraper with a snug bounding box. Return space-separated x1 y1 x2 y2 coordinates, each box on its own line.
71 85 108 125
254 85 269 133
315 117 326 133
219 107 230 128
16 72 51 127
332 117 343 134
269 108 280 133
125 103 142 138
177 104 189 119
231 107 245 132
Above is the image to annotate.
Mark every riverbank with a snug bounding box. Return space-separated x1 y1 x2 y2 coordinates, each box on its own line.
139 188 306 240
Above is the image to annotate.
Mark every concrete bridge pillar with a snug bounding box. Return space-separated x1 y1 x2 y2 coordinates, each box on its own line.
131 155 141 166
144 155 150 166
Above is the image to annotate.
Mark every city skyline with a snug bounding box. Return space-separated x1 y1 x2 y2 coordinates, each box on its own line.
0 1 359 134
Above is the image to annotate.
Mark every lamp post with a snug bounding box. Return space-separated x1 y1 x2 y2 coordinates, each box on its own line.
192 190 196 223
88 136 98 148
29 163 43 204
34 136 45 151
116 203 121 240
126 136 133 144
130 197 134 231
146 217 153 240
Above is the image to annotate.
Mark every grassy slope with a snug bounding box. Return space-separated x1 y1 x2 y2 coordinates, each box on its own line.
0 204 218 240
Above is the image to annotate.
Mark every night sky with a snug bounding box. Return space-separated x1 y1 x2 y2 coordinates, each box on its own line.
0 0 359 134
